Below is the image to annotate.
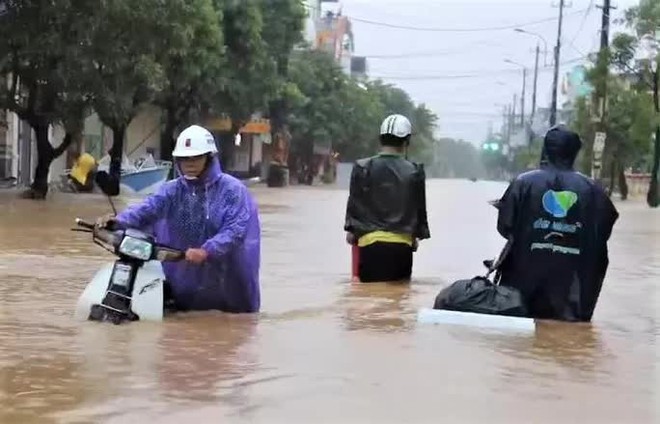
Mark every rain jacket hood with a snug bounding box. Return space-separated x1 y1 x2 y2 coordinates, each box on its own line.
540 126 582 170
115 154 261 313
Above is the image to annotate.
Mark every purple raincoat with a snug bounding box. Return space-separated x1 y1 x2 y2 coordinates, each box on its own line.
115 155 261 313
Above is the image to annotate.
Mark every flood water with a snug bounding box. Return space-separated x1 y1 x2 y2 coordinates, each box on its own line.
0 179 658 423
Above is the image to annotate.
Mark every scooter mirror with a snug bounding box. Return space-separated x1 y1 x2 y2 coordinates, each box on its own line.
95 170 120 197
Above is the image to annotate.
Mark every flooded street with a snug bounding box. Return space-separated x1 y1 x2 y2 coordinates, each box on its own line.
0 179 658 423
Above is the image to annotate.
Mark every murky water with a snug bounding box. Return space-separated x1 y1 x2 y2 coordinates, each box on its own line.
0 180 658 423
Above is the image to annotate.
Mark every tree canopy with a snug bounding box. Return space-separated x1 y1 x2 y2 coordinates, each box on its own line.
570 0 659 204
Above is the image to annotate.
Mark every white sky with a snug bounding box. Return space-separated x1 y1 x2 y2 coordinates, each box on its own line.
331 0 640 144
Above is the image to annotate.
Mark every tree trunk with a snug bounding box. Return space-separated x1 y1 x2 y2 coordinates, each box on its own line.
28 121 54 199
647 68 659 208
608 158 616 197
65 133 82 169
106 126 126 196
617 165 628 201
22 120 76 199
648 125 660 207
160 106 177 162
269 99 285 134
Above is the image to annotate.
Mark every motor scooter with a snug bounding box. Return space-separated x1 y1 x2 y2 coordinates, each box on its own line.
73 218 184 324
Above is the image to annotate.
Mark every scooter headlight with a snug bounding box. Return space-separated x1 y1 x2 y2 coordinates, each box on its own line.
118 235 153 261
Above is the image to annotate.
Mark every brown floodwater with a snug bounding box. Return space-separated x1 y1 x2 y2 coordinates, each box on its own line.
0 179 658 423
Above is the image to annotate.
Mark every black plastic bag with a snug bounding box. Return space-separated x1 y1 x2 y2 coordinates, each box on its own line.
433 276 529 318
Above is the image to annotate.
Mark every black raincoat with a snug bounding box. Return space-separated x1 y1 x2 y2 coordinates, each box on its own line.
495 127 618 322
344 153 430 240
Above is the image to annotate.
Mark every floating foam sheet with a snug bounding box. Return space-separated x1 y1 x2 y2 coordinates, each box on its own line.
417 308 536 333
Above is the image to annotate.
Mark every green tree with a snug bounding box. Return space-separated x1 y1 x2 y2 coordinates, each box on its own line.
154 0 224 161
407 104 438 164
508 139 543 176
80 0 175 188
435 137 485 179
569 0 660 203
573 74 655 198
212 0 273 130
0 0 90 198
573 96 595 174
260 0 307 135
334 79 384 161
608 0 660 206
286 50 351 161
604 78 655 198
286 51 442 173
361 80 438 164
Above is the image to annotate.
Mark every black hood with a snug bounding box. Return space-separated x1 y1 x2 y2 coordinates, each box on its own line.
540 126 582 170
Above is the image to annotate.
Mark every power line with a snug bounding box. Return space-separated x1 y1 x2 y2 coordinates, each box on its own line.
363 37 515 59
303 3 588 33
568 0 594 48
566 0 595 58
348 9 587 33
368 57 586 81
437 111 507 117
370 72 519 81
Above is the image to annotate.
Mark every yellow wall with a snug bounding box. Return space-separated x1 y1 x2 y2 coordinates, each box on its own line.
124 104 162 158
81 104 162 161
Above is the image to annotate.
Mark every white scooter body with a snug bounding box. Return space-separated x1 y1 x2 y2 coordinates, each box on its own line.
74 259 167 322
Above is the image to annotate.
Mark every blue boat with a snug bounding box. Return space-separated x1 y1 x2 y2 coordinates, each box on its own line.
98 154 172 196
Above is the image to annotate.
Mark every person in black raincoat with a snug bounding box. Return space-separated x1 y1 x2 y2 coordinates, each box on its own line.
494 125 618 322
344 114 431 283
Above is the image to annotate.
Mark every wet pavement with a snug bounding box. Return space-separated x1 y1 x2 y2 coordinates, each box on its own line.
0 179 658 423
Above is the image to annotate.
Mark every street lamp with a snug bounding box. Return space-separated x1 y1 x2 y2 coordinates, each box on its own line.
514 29 543 138
514 28 549 66
504 59 527 127
504 59 525 67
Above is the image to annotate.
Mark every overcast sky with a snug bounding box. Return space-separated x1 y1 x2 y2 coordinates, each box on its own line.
322 0 639 144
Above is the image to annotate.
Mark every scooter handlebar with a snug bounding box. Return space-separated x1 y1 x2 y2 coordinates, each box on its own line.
75 218 96 230
74 218 185 261
155 246 185 262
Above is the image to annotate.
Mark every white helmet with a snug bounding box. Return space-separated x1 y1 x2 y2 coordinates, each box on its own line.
172 125 217 158
380 114 412 138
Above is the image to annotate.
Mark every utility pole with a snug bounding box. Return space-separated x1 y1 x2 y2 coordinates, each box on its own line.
504 104 512 147
509 95 516 161
598 0 612 56
528 44 540 148
511 93 517 136
649 63 659 207
591 0 616 180
503 106 509 141
549 0 567 127
595 0 614 120
520 68 527 127
531 45 539 127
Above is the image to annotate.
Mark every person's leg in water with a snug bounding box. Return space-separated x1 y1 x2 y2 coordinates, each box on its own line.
358 242 413 283
163 280 178 313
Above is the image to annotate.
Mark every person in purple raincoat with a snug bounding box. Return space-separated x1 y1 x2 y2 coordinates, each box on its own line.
97 125 261 313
